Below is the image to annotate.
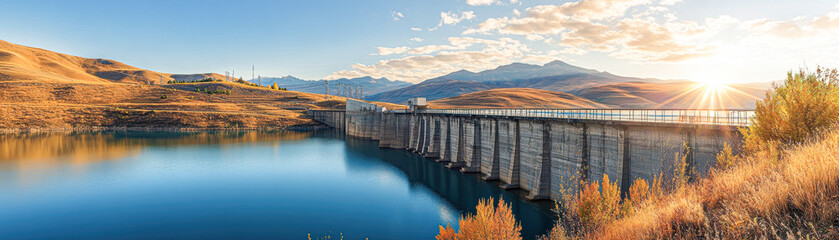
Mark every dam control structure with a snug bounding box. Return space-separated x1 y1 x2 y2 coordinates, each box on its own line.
308 99 754 200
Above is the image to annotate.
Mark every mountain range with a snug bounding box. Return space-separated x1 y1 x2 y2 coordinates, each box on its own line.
251 76 412 96
367 60 769 109
368 61 646 103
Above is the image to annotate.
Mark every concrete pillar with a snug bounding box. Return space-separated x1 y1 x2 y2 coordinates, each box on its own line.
426 117 442 159
408 115 418 151
499 119 520 189
619 127 632 194
461 118 481 173
518 120 551 200
422 116 433 155
395 114 410 149
418 116 426 154
480 118 500 180
378 114 389 148
436 117 449 162
446 117 463 168
581 123 589 182
548 122 587 198
439 117 453 163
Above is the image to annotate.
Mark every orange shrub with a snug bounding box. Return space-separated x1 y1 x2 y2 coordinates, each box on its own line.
627 178 649 206
576 174 622 228
436 198 522 240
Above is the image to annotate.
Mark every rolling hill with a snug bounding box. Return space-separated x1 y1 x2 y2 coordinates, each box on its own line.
429 88 609 109
0 39 401 131
571 81 769 109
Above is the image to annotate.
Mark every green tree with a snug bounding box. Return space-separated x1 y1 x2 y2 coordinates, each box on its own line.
742 67 839 153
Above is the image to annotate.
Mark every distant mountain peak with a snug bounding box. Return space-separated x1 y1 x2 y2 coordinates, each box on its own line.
448 69 475 75
498 62 538 68
434 60 598 83
544 60 571 66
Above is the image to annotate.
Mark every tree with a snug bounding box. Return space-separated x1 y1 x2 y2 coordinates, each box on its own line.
742 67 839 153
272 82 279 90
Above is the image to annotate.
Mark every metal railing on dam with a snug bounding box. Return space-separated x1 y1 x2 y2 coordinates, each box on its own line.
391 109 755 127
310 100 752 200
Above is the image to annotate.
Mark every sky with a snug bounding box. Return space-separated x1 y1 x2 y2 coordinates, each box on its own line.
1 0 838 84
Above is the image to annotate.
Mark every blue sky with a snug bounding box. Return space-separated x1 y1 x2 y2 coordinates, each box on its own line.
2 0 838 83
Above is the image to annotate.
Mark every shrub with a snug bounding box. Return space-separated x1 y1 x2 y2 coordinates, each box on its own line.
714 142 737 171
742 67 839 154
671 142 691 190
435 198 522 240
160 94 167 99
627 178 649 206
577 174 622 228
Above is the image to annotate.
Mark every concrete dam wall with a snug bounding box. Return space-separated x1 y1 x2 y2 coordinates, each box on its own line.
309 100 742 200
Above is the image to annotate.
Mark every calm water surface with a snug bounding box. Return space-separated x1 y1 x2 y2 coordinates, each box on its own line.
0 130 555 239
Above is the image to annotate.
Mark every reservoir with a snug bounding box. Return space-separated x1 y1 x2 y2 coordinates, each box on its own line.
0 130 555 239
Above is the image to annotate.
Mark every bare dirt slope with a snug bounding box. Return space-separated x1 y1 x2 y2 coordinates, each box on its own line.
0 39 394 131
429 88 609 109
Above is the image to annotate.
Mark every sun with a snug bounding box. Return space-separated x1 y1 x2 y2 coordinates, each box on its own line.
703 80 728 90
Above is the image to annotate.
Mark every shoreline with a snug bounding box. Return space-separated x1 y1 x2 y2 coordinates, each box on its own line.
0 124 332 134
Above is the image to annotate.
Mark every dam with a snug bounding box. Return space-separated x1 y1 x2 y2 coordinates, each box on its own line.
308 100 753 200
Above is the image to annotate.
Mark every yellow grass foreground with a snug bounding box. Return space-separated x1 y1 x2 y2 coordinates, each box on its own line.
589 129 839 239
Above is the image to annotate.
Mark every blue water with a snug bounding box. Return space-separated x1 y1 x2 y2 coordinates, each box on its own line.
0 130 555 239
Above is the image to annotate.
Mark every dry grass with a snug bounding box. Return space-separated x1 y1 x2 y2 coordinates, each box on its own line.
588 129 839 239
0 38 402 130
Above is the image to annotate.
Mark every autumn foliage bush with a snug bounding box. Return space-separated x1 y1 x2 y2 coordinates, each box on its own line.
436 198 522 240
742 67 839 154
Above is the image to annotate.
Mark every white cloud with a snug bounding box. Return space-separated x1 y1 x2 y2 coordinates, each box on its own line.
466 0 496 6
743 5 839 37
329 1 839 84
430 11 477 31
525 34 546 41
392 11 404 21
410 27 423 31
659 0 682 6
326 37 550 82
462 0 722 62
410 38 424 42
441 11 476 25
466 0 519 6
376 46 410 56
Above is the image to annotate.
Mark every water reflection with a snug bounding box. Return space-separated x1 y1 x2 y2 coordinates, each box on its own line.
338 134 556 238
0 130 555 239
0 131 312 170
